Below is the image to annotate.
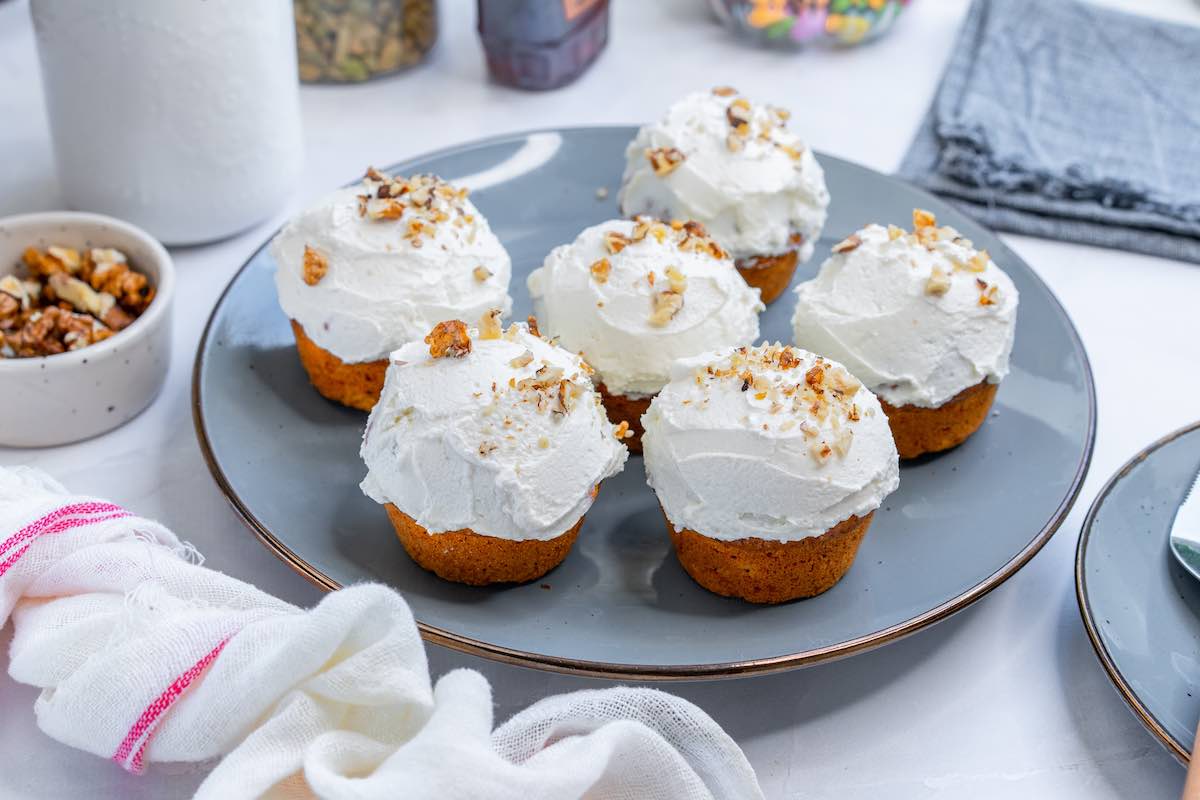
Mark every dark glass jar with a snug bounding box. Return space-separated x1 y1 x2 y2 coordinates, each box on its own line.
477 0 609 91
295 0 438 83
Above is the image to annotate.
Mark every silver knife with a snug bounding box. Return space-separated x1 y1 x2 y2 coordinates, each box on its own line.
1170 463 1200 581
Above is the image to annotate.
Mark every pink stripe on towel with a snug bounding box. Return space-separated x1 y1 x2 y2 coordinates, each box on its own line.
113 634 233 774
0 504 131 578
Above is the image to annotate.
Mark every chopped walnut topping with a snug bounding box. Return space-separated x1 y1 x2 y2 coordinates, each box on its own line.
526 315 541 337
364 198 405 220
425 320 471 358
778 348 801 370
830 427 854 457
925 265 952 296
966 250 990 273
888 224 905 241
648 289 684 326
913 208 937 230
479 441 499 457
777 144 802 161
645 147 686 177
979 282 1000 306
619 217 728 262
831 234 862 254
712 85 738 97
555 379 581 414
356 168 471 247
614 420 634 440
631 218 651 242
664 265 687 294
717 94 803 163
686 345 867 463
302 245 328 286
509 350 534 368
478 309 503 340
604 230 631 254
826 369 861 397
473 265 492 283
726 98 752 130
589 258 611 283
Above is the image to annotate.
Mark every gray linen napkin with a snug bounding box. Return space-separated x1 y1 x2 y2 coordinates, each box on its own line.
898 0 1200 263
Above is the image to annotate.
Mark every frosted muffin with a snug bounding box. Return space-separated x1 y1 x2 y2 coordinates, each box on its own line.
360 314 628 585
642 344 899 603
618 87 829 303
273 168 513 410
791 210 1019 458
527 217 762 451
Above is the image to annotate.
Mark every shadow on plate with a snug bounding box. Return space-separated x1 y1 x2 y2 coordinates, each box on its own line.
239 342 369 428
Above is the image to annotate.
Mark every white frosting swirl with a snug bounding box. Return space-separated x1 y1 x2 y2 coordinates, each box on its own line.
618 89 829 263
360 322 628 541
791 218 1019 408
273 174 512 363
642 344 899 543
527 218 763 397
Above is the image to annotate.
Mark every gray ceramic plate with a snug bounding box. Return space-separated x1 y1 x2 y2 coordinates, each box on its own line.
1077 421 1200 762
194 127 1096 679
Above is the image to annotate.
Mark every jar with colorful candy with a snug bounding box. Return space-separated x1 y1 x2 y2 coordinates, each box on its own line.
708 0 911 48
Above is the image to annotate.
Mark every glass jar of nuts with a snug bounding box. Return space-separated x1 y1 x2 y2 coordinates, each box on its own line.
294 0 437 83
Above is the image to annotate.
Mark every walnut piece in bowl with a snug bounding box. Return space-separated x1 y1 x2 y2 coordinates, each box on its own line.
0 212 174 447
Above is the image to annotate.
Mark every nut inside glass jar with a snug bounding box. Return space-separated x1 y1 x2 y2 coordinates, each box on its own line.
294 0 438 83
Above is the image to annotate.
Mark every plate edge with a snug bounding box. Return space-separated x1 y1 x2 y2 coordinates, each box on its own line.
1075 418 1200 764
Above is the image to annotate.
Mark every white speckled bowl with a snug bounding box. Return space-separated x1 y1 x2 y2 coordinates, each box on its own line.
0 212 174 447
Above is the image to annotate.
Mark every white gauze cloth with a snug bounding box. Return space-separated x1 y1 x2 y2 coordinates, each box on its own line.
0 466 763 800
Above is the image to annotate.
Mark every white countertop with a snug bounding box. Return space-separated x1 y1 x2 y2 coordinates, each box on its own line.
3 0 1199 797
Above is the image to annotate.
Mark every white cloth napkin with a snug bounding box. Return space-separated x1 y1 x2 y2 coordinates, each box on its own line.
0 466 764 800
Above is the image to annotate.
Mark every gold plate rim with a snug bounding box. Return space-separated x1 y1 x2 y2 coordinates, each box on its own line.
1075 419 1200 764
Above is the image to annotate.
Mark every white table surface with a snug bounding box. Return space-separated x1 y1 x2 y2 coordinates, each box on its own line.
3 0 1200 797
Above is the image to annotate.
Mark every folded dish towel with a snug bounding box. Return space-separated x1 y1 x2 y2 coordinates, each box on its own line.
898 0 1200 263
0 466 763 800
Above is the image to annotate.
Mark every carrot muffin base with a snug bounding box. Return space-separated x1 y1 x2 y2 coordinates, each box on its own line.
666 511 874 604
597 383 653 454
290 319 387 411
879 380 998 459
735 249 799 305
385 503 584 586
